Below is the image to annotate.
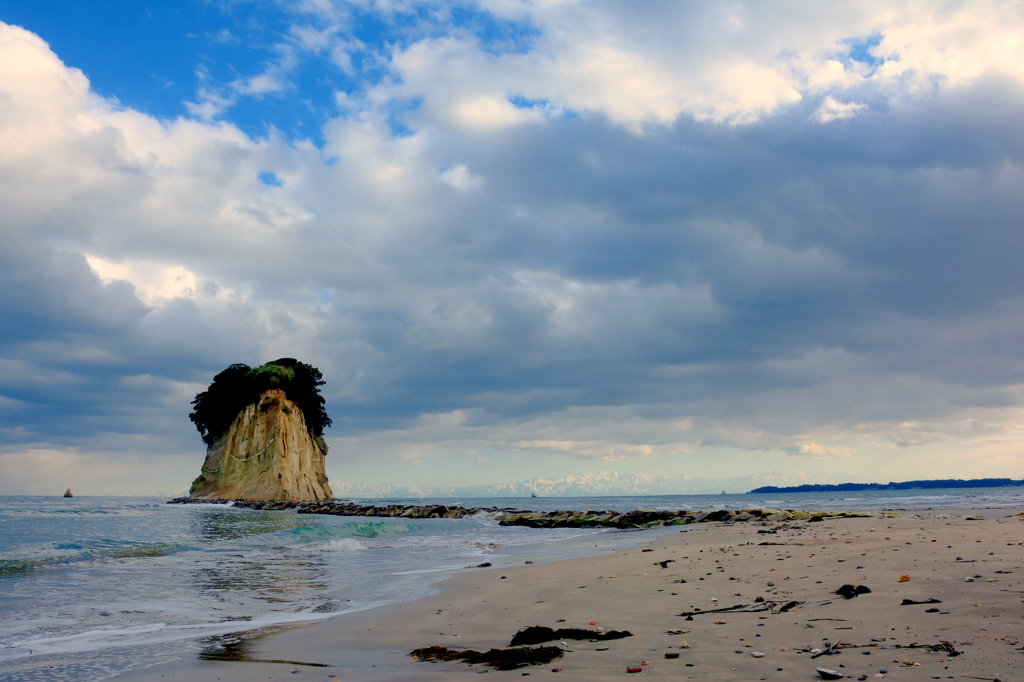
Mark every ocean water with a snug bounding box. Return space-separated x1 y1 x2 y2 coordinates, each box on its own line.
1 487 1022 681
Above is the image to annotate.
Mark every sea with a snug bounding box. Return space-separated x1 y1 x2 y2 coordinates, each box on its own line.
1 487 1023 681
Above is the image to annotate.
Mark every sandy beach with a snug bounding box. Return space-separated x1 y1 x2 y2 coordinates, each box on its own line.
117 508 1024 682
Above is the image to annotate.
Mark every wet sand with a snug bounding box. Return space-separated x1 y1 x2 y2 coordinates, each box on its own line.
117 508 1024 681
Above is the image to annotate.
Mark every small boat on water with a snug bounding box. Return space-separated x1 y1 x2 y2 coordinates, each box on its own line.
721 489 726 495
531 492 537 498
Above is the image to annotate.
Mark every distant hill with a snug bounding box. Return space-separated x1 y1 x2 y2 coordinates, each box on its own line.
749 478 1024 493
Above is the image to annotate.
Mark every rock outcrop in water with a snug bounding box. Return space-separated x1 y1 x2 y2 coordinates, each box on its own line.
187 359 334 501
189 389 333 500
168 498 880 526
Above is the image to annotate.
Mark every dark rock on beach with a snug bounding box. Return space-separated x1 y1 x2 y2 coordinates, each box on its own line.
836 584 872 599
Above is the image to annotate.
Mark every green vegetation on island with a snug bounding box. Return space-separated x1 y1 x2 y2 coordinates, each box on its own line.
749 478 1024 493
189 358 331 447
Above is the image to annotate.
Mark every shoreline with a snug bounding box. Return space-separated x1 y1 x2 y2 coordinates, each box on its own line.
116 506 1024 681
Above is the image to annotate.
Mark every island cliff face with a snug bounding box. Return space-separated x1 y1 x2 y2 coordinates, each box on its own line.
189 389 333 501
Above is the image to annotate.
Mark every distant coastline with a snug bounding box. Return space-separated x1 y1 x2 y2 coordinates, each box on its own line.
749 477 1024 493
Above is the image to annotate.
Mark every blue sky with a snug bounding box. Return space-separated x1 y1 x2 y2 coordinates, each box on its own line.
0 1 539 143
1 1 1023 496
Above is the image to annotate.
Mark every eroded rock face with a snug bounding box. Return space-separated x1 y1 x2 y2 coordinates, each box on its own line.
189 389 333 501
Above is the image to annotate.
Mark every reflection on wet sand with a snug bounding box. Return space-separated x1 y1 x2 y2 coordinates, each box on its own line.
199 625 330 668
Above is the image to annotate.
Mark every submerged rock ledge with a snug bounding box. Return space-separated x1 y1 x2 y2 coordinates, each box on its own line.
166 498 881 528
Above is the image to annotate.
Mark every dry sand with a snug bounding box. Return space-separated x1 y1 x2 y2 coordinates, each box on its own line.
117 508 1024 682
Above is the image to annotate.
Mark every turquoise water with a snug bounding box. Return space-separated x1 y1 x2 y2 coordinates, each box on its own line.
0 496 663 681
1 488 1022 681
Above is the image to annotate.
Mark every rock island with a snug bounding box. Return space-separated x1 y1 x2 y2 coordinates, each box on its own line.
187 358 333 501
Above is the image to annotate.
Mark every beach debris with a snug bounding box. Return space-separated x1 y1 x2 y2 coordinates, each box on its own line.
473 562 493 568
595 646 609 651
680 598 801 619
666 629 687 634
665 652 680 659
509 626 632 647
642 549 654 552
965 577 975 582
658 560 675 568
551 668 561 672
410 645 563 670
836 584 872 599
626 666 642 673
751 651 764 658
679 641 690 648
899 598 941 605
815 666 844 680
898 575 910 582
525 560 533 564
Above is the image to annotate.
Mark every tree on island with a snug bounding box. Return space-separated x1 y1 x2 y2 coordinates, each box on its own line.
189 358 332 450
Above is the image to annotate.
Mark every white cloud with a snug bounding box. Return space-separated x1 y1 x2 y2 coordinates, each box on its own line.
784 442 855 459
233 72 286 96
85 256 240 306
811 95 867 123
454 95 544 129
439 164 482 190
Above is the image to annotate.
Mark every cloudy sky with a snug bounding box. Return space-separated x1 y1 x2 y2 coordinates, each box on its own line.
1 0 1023 496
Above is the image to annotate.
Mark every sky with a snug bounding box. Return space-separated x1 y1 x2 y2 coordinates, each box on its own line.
1 0 1023 496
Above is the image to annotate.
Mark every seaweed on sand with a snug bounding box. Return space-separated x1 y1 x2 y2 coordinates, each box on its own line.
410 645 563 670
509 626 633 646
